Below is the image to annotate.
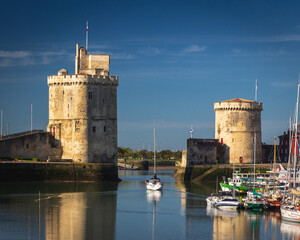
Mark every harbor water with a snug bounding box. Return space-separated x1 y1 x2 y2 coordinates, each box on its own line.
0 170 298 240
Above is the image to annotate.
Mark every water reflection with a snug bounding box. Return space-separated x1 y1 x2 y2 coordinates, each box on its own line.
281 221 300 239
0 182 118 240
146 191 162 240
2 171 300 240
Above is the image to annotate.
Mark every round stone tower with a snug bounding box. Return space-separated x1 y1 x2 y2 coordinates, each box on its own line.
214 98 263 164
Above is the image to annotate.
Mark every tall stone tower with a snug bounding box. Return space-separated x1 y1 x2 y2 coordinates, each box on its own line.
47 44 119 163
214 98 263 164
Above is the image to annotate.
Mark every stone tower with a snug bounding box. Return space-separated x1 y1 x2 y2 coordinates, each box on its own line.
47 44 119 163
214 98 263 164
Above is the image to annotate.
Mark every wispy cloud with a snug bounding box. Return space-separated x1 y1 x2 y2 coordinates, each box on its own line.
0 50 70 67
111 52 135 59
231 47 290 57
244 34 300 43
271 81 297 88
0 51 31 58
138 47 162 56
182 45 206 54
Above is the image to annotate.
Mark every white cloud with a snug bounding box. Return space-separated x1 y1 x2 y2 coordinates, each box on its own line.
138 47 161 56
232 48 242 54
111 52 135 59
182 45 206 53
0 50 70 67
244 34 300 43
271 81 297 88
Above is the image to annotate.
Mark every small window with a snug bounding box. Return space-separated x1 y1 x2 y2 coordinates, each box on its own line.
104 126 106 132
68 104 69 108
63 91 64 95
71 97 72 100
26 144 29 149
93 126 96 133
102 99 105 103
89 92 93 100
232 138 234 142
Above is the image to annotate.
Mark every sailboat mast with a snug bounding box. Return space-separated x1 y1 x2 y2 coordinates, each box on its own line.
293 83 300 188
273 137 276 193
154 125 156 174
253 131 256 189
284 117 293 201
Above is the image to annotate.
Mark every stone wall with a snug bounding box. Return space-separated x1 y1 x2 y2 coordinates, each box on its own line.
186 139 227 166
0 131 61 161
214 99 263 164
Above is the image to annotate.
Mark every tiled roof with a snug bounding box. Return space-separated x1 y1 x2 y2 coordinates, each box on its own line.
222 98 255 103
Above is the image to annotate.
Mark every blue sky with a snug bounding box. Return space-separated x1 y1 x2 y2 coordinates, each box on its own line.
0 0 299 150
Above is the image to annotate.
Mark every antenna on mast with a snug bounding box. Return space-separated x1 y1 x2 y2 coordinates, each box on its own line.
255 79 258 102
86 21 88 50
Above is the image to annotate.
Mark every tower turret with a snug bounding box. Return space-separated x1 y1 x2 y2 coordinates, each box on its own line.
214 98 263 164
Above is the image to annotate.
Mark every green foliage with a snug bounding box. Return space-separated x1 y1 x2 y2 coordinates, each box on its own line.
117 147 183 160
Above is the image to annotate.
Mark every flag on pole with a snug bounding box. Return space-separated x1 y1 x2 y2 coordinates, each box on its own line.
190 127 193 134
86 21 88 50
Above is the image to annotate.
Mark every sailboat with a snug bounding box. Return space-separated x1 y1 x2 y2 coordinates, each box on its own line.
280 83 300 222
265 137 282 209
244 131 265 210
145 125 163 190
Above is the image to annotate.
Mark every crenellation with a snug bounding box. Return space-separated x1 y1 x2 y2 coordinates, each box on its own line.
214 98 262 164
48 44 118 163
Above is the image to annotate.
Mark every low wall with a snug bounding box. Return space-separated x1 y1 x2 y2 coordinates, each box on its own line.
0 162 119 182
174 164 271 182
0 131 61 161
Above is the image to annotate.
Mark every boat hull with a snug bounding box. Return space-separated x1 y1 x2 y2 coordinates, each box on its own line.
146 181 163 191
215 203 239 210
244 201 264 210
281 206 300 222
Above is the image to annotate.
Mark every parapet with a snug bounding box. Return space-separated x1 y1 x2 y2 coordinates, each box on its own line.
214 98 263 111
48 71 119 87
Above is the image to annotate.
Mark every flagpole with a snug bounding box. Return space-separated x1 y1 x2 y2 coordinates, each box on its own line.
0 110 2 140
86 21 88 50
31 104 33 133
255 79 258 102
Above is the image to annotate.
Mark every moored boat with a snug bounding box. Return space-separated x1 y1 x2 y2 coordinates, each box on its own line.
215 197 241 210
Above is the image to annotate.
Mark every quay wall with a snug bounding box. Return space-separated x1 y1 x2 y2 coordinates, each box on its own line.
174 164 271 182
0 162 119 182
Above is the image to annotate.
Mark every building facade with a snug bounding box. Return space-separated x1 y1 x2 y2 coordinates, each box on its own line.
47 44 119 163
214 98 263 164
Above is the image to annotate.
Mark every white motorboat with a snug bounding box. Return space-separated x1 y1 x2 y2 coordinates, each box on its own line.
281 204 300 223
215 197 240 210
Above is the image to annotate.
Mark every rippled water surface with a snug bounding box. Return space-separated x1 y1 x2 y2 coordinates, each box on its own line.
0 170 298 240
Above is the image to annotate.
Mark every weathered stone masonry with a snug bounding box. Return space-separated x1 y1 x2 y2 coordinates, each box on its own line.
47 44 119 163
214 98 263 164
